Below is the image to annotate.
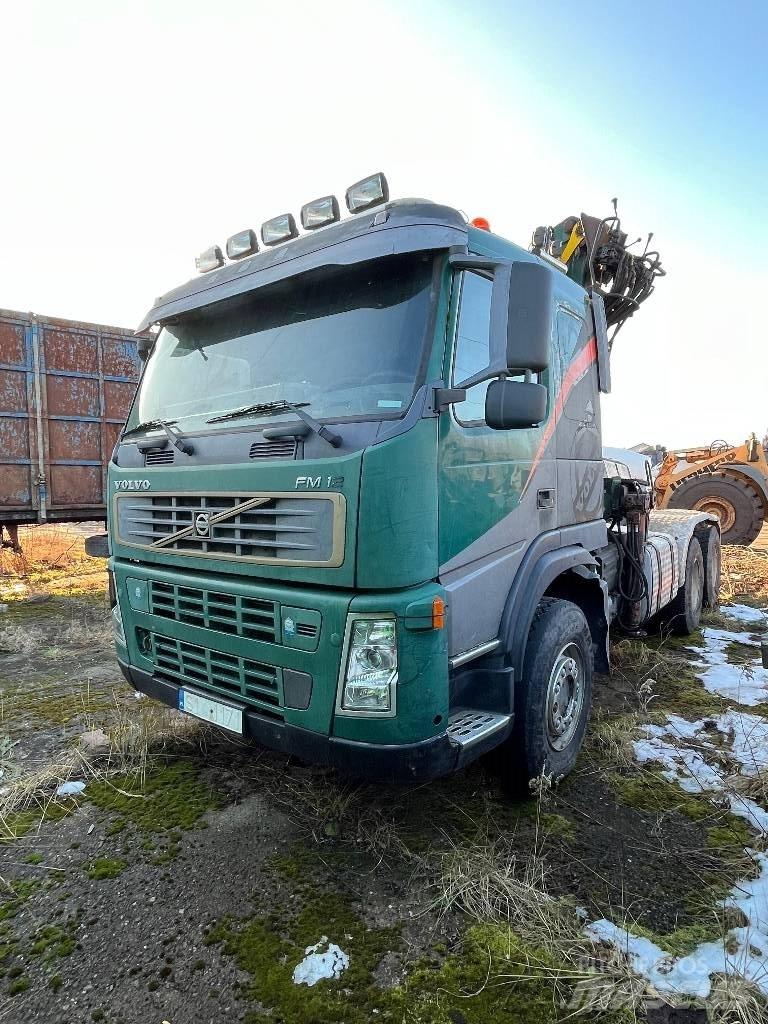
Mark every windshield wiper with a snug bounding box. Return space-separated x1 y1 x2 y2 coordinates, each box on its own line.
207 400 342 448
121 418 194 455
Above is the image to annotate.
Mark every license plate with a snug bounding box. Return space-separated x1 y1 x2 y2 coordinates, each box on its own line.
178 688 244 734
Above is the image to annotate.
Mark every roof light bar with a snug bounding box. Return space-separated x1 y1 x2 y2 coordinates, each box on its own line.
226 228 258 260
301 195 340 231
345 172 389 214
195 245 224 273
261 213 298 247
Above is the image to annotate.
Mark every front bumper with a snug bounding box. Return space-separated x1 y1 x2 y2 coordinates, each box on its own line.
118 659 461 782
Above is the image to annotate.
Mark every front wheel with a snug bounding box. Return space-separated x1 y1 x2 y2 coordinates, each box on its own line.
498 597 593 796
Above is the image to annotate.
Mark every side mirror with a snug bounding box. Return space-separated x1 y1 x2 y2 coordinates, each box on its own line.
504 262 553 372
137 336 155 362
485 378 547 430
448 254 552 388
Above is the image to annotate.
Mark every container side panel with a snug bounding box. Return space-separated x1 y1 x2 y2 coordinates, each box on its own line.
45 376 100 418
104 380 137 421
0 318 34 515
43 329 98 373
49 465 102 505
0 321 26 365
104 421 123 454
0 416 30 460
0 369 28 413
0 469 31 507
48 419 101 462
103 336 140 379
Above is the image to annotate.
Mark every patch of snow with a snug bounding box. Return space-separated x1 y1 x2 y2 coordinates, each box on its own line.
292 936 349 987
723 604 767 626
728 794 768 834
586 852 768 998
56 780 86 797
634 712 768 832
716 709 768 774
689 628 768 706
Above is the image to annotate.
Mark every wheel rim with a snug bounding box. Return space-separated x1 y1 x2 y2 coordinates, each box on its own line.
546 642 584 752
693 496 736 533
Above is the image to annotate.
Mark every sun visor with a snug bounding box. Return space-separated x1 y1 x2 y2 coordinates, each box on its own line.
136 202 467 333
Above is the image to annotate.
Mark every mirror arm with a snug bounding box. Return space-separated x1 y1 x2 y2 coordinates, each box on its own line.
432 386 467 412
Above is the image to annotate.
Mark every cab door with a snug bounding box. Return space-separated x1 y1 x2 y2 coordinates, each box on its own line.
552 299 603 528
437 268 556 656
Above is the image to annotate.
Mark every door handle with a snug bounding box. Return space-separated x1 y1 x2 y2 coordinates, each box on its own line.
537 488 555 509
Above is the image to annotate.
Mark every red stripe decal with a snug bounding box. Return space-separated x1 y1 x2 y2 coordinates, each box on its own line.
521 336 598 495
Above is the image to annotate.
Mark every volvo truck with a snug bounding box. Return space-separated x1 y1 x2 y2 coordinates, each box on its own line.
105 173 719 790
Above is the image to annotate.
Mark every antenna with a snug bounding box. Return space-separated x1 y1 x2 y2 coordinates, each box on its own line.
642 231 654 256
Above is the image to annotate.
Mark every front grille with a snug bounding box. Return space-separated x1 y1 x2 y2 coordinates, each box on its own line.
151 633 283 720
116 492 341 565
145 449 175 466
150 581 277 642
249 439 297 460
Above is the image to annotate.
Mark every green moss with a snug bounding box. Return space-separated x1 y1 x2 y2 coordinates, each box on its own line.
104 818 126 837
8 974 30 995
85 857 127 880
617 919 722 959
707 817 753 850
612 772 712 821
88 760 219 834
49 973 63 992
0 800 74 843
30 924 76 959
208 890 399 1023
0 880 38 921
209 871 633 1024
24 852 43 864
392 923 633 1023
537 812 576 841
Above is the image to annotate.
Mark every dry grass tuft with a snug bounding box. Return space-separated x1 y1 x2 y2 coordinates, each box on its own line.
0 694 204 840
0 623 47 656
721 545 768 607
611 637 691 688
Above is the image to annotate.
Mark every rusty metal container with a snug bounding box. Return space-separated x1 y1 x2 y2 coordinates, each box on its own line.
0 308 143 527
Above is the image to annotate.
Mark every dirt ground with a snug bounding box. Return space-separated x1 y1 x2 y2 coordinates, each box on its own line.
1 528 767 1023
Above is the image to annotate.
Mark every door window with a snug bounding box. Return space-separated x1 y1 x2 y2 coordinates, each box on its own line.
451 270 543 425
451 272 493 425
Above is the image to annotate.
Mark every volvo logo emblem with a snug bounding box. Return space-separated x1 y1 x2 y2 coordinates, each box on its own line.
194 512 211 538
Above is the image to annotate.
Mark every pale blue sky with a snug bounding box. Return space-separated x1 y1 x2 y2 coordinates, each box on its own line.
1 1 765 446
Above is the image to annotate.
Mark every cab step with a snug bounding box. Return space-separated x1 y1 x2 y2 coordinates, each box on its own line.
447 708 511 750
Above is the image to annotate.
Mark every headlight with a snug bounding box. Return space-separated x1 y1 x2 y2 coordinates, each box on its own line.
340 618 397 713
112 602 126 646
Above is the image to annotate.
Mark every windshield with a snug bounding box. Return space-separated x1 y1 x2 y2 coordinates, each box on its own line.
127 252 436 433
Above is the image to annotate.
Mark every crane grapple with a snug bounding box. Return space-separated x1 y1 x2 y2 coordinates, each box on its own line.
531 203 665 344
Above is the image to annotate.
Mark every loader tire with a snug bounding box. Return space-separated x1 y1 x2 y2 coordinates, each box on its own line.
667 472 764 546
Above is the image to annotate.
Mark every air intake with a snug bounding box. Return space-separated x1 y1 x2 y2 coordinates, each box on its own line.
144 449 175 466
249 439 297 460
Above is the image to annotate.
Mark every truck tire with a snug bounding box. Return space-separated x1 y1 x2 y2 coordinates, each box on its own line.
667 472 764 546
697 525 721 609
498 597 593 796
663 537 705 635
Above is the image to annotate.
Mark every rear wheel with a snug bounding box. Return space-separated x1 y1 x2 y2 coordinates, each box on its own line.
663 537 705 635
697 526 722 609
668 472 764 545
497 597 593 796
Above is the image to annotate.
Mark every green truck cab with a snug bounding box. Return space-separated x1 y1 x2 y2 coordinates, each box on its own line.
107 174 718 791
